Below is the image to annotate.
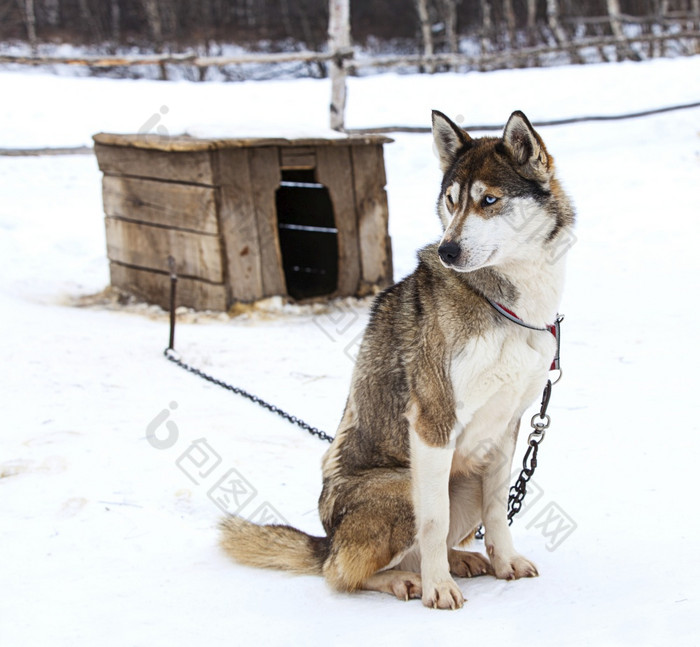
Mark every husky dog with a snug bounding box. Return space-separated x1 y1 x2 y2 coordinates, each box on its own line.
220 110 575 609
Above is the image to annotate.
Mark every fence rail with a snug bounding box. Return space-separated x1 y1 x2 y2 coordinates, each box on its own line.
2 21 698 130
350 31 700 70
0 50 351 68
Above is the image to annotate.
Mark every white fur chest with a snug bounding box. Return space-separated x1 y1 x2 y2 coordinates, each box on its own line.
449 326 554 466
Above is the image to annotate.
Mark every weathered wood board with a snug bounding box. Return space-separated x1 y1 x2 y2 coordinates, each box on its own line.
315 145 360 298
109 262 226 311
213 148 264 302
105 218 223 282
95 142 215 185
102 176 218 233
280 147 316 170
248 147 286 296
351 144 393 292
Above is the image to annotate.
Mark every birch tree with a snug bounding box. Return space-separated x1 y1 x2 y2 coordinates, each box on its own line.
606 0 641 61
141 0 163 50
415 0 435 72
329 0 350 130
17 0 37 53
480 0 494 59
503 0 517 49
526 0 538 46
439 0 460 55
546 0 584 64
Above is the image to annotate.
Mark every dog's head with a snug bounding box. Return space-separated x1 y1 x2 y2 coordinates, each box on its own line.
432 110 567 272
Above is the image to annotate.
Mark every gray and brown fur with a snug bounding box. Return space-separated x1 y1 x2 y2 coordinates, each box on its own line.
220 110 575 608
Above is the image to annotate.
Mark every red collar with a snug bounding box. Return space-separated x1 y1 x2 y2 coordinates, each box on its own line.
487 299 562 372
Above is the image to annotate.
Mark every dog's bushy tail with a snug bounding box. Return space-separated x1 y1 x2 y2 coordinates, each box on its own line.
219 516 328 576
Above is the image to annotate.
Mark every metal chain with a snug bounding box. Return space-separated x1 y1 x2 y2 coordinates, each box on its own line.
475 378 553 539
164 347 335 444
507 379 552 523
164 262 334 444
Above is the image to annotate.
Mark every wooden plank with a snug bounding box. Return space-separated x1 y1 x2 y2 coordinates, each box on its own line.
93 133 393 152
212 148 264 303
105 217 222 282
351 145 393 290
280 147 316 169
315 145 360 297
8 50 344 70
102 176 218 233
248 147 287 297
94 143 215 185
110 262 226 311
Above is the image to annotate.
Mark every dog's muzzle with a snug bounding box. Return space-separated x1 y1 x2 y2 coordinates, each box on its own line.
438 240 460 266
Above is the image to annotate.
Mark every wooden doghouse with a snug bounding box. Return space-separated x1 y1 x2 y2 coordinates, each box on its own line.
93 133 393 311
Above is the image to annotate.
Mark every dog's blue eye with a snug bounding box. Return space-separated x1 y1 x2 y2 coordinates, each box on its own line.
482 195 498 206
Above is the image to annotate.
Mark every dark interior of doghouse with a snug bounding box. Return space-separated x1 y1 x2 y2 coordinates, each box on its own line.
275 169 339 300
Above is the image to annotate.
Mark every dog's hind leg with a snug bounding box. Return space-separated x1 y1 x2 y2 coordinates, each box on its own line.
321 470 417 595
362 570 422 601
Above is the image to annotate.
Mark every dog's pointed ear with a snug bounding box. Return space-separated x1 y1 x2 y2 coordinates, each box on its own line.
502 111 551 181
432 110 472 173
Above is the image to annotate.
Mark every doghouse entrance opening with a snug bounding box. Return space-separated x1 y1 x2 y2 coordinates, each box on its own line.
276 169 338 300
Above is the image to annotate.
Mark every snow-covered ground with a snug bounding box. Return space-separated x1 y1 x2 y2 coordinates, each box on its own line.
1 56 699 645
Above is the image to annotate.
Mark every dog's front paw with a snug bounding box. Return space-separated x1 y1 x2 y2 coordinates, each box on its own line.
422 577 465 609
490 552 538 580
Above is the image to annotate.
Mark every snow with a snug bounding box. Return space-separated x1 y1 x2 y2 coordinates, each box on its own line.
1 56 700 645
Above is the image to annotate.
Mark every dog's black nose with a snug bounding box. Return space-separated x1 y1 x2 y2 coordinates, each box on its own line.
438 241 460 265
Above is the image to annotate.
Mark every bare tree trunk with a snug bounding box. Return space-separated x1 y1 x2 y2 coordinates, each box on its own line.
693 0 700 53
244 0 256 29
44 0 59 27
279 0 294 40
415 0 435 72
196 0 213 81
160 0 177 45
526 0 538 46
606 0 641 61
480 0 494 66
657 0 670 57
141 0 164 52
329 0 351 130
297 0 326 77
110 0 121 45
439 0 460 54
546 0 584 64
503 0 517 49
78 0 103 42
18 0 38 53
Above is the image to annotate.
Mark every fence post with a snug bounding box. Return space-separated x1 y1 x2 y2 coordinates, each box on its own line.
606 0 642 61
329 0 351 131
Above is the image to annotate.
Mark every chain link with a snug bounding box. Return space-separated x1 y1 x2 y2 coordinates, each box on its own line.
164 348 335 444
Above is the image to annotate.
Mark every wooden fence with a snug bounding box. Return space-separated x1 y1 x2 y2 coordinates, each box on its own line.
1 3 699 131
